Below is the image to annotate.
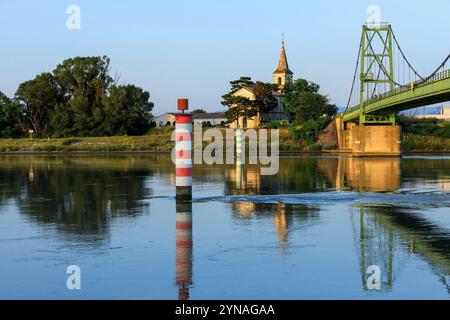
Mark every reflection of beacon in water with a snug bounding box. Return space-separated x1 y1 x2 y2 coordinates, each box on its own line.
236 157 243 191
176 200 193 300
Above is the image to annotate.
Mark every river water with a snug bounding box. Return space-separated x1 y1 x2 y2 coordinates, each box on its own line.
0 155 449 299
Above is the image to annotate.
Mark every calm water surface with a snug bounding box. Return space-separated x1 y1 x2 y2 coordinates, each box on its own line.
0 155 449 299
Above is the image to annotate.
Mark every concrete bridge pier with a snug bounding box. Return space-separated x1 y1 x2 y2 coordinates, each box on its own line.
335 116 402 156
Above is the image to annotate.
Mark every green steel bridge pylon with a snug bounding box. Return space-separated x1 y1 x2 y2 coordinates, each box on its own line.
359 24 396 125
345 24 450 124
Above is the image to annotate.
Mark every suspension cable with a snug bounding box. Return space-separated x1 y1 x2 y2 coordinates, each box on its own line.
345 38 362 111
392 30 424 80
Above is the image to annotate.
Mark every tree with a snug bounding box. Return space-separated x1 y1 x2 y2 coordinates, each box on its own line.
222 77 278 127
228 77 254 94
101 85 153 136
192 109 206 115
284 78 337 123
223 95 255 125
15 73 63 136
0 91 22 137
13 56 154 138
252 81 278 113
53 56 113 136
221 76 255 121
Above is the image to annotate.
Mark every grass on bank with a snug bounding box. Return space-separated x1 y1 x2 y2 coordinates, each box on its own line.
0 120 449 153
402 134 450 151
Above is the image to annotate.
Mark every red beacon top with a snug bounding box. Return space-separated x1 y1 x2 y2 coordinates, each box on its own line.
178 99 189 112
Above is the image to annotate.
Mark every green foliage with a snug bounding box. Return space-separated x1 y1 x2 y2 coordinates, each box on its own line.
222 77 278 126
284 78 320 96
87 144 128 152
291 116 332 144
253 81 279 114
284 79 337 122
226 77 254 95
101 84 153 136
402 134 450 151
15 73 63 136
398 116 450 139
52 56 113 137
7 56 154 138
192 109 206 114
261 120 289 129
33 145 59 152
61 138 81 146
306 144 323 151
0 91 22 138
224 95 256 124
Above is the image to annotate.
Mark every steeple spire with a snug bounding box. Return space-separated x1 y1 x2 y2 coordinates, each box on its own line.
274 39 293 75
273 38 294 90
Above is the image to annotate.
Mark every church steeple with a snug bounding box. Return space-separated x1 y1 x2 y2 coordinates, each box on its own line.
273 39 293 90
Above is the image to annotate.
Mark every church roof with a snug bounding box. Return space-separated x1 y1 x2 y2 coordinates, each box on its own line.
232 86 256 95
192 112 226 120
273 41 293 75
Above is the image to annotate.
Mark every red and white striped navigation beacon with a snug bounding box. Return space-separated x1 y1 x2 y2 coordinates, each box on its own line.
175 99 193 202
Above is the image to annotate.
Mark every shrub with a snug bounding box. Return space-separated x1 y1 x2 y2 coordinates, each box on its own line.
33 145 58 152
291 116 332 144
307 144 323 151
398 116 450 139
61 138 81 146
261 120 290 129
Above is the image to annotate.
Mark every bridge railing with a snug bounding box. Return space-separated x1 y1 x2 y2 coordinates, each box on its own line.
346 68 450 113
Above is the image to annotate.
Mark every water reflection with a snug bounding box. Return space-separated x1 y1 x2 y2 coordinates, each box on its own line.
176 200 193 300
227 157 402 195
353 204 450 291
0 156 153 237
334 157 401 192
0 155 448 298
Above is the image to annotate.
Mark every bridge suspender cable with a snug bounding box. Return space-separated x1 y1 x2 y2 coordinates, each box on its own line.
365 33 450 89
391 30 424 81
346 25 450 111
345 38 362 111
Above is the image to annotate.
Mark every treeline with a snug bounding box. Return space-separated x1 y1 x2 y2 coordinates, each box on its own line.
0 56 154 138
398 116 450 139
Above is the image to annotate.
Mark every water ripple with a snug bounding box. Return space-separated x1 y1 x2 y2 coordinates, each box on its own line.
195 192 450 208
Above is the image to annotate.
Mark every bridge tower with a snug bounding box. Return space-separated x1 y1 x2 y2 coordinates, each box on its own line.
359 23 396 125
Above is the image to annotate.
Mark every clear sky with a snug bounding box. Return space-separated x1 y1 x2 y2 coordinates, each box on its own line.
0 0 449 115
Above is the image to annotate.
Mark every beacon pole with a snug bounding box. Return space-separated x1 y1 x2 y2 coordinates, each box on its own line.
175 99 193 202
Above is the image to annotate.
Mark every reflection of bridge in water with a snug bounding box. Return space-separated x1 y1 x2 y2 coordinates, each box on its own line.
227 157 449 293
323 157 401 192
317 157 449 291
352 205 450 292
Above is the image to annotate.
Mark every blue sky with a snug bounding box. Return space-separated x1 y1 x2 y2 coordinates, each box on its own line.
0 0 449 115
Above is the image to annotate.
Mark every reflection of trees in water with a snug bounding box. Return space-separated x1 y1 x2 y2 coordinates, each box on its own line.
401 158 450 191
352 204 450 291
227 157 336 196
0 156 154 236
232 202 320 254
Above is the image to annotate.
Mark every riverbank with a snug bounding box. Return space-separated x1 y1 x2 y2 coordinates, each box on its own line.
0 130 449 154
0 128 308 153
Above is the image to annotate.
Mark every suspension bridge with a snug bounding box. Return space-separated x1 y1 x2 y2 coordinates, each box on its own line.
336 23 450 155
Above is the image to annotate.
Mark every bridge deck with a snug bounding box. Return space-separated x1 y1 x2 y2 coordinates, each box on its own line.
344 69 450 122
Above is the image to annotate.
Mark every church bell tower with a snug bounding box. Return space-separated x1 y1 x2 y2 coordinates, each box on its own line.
273 40 294 91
